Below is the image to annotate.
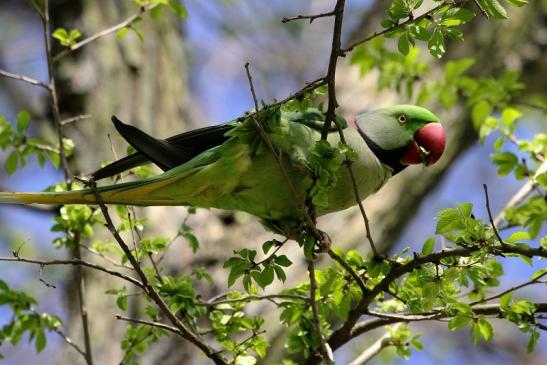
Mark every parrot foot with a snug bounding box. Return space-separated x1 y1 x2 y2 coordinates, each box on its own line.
314 230 331 253
260 219 331 256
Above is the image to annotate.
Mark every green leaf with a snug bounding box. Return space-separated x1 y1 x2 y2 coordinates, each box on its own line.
257 266 275 288
531 268 547 280
499 292 512 308
506 231 530 243
16 111 31 133
421 236 435 255
448 315 471 331
477 318 494 341
435 203 473 234
262 240 276 254
484 0 508 19
5 150 19 175
117 295 128 311
398 33 410 55
490 152 518 176
52 28 69 43
472 100 493 129
501 107 522 128
428 29 445 58
527 329 539 353
440 8 476 27
506 0 527 6
35 330 46 353
275 255 292 267
510 300 536 315
168 0 188 19
117 27 129 40
274 265 286 282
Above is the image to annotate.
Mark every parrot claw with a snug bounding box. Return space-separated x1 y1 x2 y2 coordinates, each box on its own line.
314 230 331 254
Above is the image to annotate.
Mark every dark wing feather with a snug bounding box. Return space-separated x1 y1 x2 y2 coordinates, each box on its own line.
92 116 233 180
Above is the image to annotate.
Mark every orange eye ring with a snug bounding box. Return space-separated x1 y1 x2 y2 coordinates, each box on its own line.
397 114 407 124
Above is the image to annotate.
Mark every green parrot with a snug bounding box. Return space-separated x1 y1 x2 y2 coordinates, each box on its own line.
0 105 445 231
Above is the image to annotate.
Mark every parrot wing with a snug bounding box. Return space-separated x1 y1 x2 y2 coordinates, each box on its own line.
92 117 234 180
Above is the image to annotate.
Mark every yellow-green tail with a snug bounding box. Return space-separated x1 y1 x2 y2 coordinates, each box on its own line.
0 175 184 206
0 190 98 205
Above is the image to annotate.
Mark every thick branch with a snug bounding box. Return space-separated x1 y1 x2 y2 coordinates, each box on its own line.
308 244 547 361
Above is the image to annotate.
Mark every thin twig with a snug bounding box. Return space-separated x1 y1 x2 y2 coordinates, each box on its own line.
308 260 334 364
472 0 489 18
86 179 227 365
483 184 505 247
201 293 307 307
251 239 287 268
30 309 87 359
327 249 367 295
315 0 379 256
80 244 134 270
71 232 93 364
282 10 336 23
348 323 401 365
341 2 449 53
53 4 157 63
0 254 144 288
38 264 56 288
0 69 49 89
494 160 547 226
470 270 547 306
320 0 345 138
115 314 180 335
42 0 72 181
351 303 547 340
61 114 93 126
26 0 44 19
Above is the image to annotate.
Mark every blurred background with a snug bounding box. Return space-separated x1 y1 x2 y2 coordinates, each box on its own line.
0 0 545 364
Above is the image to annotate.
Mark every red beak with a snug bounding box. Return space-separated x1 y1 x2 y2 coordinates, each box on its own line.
400 123 446 166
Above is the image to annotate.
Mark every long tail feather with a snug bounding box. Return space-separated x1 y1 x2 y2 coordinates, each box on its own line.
0 175 183 206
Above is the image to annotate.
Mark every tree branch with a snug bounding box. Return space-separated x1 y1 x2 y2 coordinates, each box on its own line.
483 184 506 247
115 314 180 336
86 179 227 365
348 324 401 365
201 293 308 307
42 0 72 182
0 254 144 288
282 10 336 24
0 69 49 89
303 244 547 363
340 2 448 53
308 260 333 364
351 303 547 339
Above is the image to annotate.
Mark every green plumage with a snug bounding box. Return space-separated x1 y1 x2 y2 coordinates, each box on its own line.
0 105 443 227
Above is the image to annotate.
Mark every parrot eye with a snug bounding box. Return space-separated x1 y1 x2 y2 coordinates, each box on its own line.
397 114 407 124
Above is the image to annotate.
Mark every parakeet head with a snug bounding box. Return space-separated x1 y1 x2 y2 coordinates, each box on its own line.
353 105 446 170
